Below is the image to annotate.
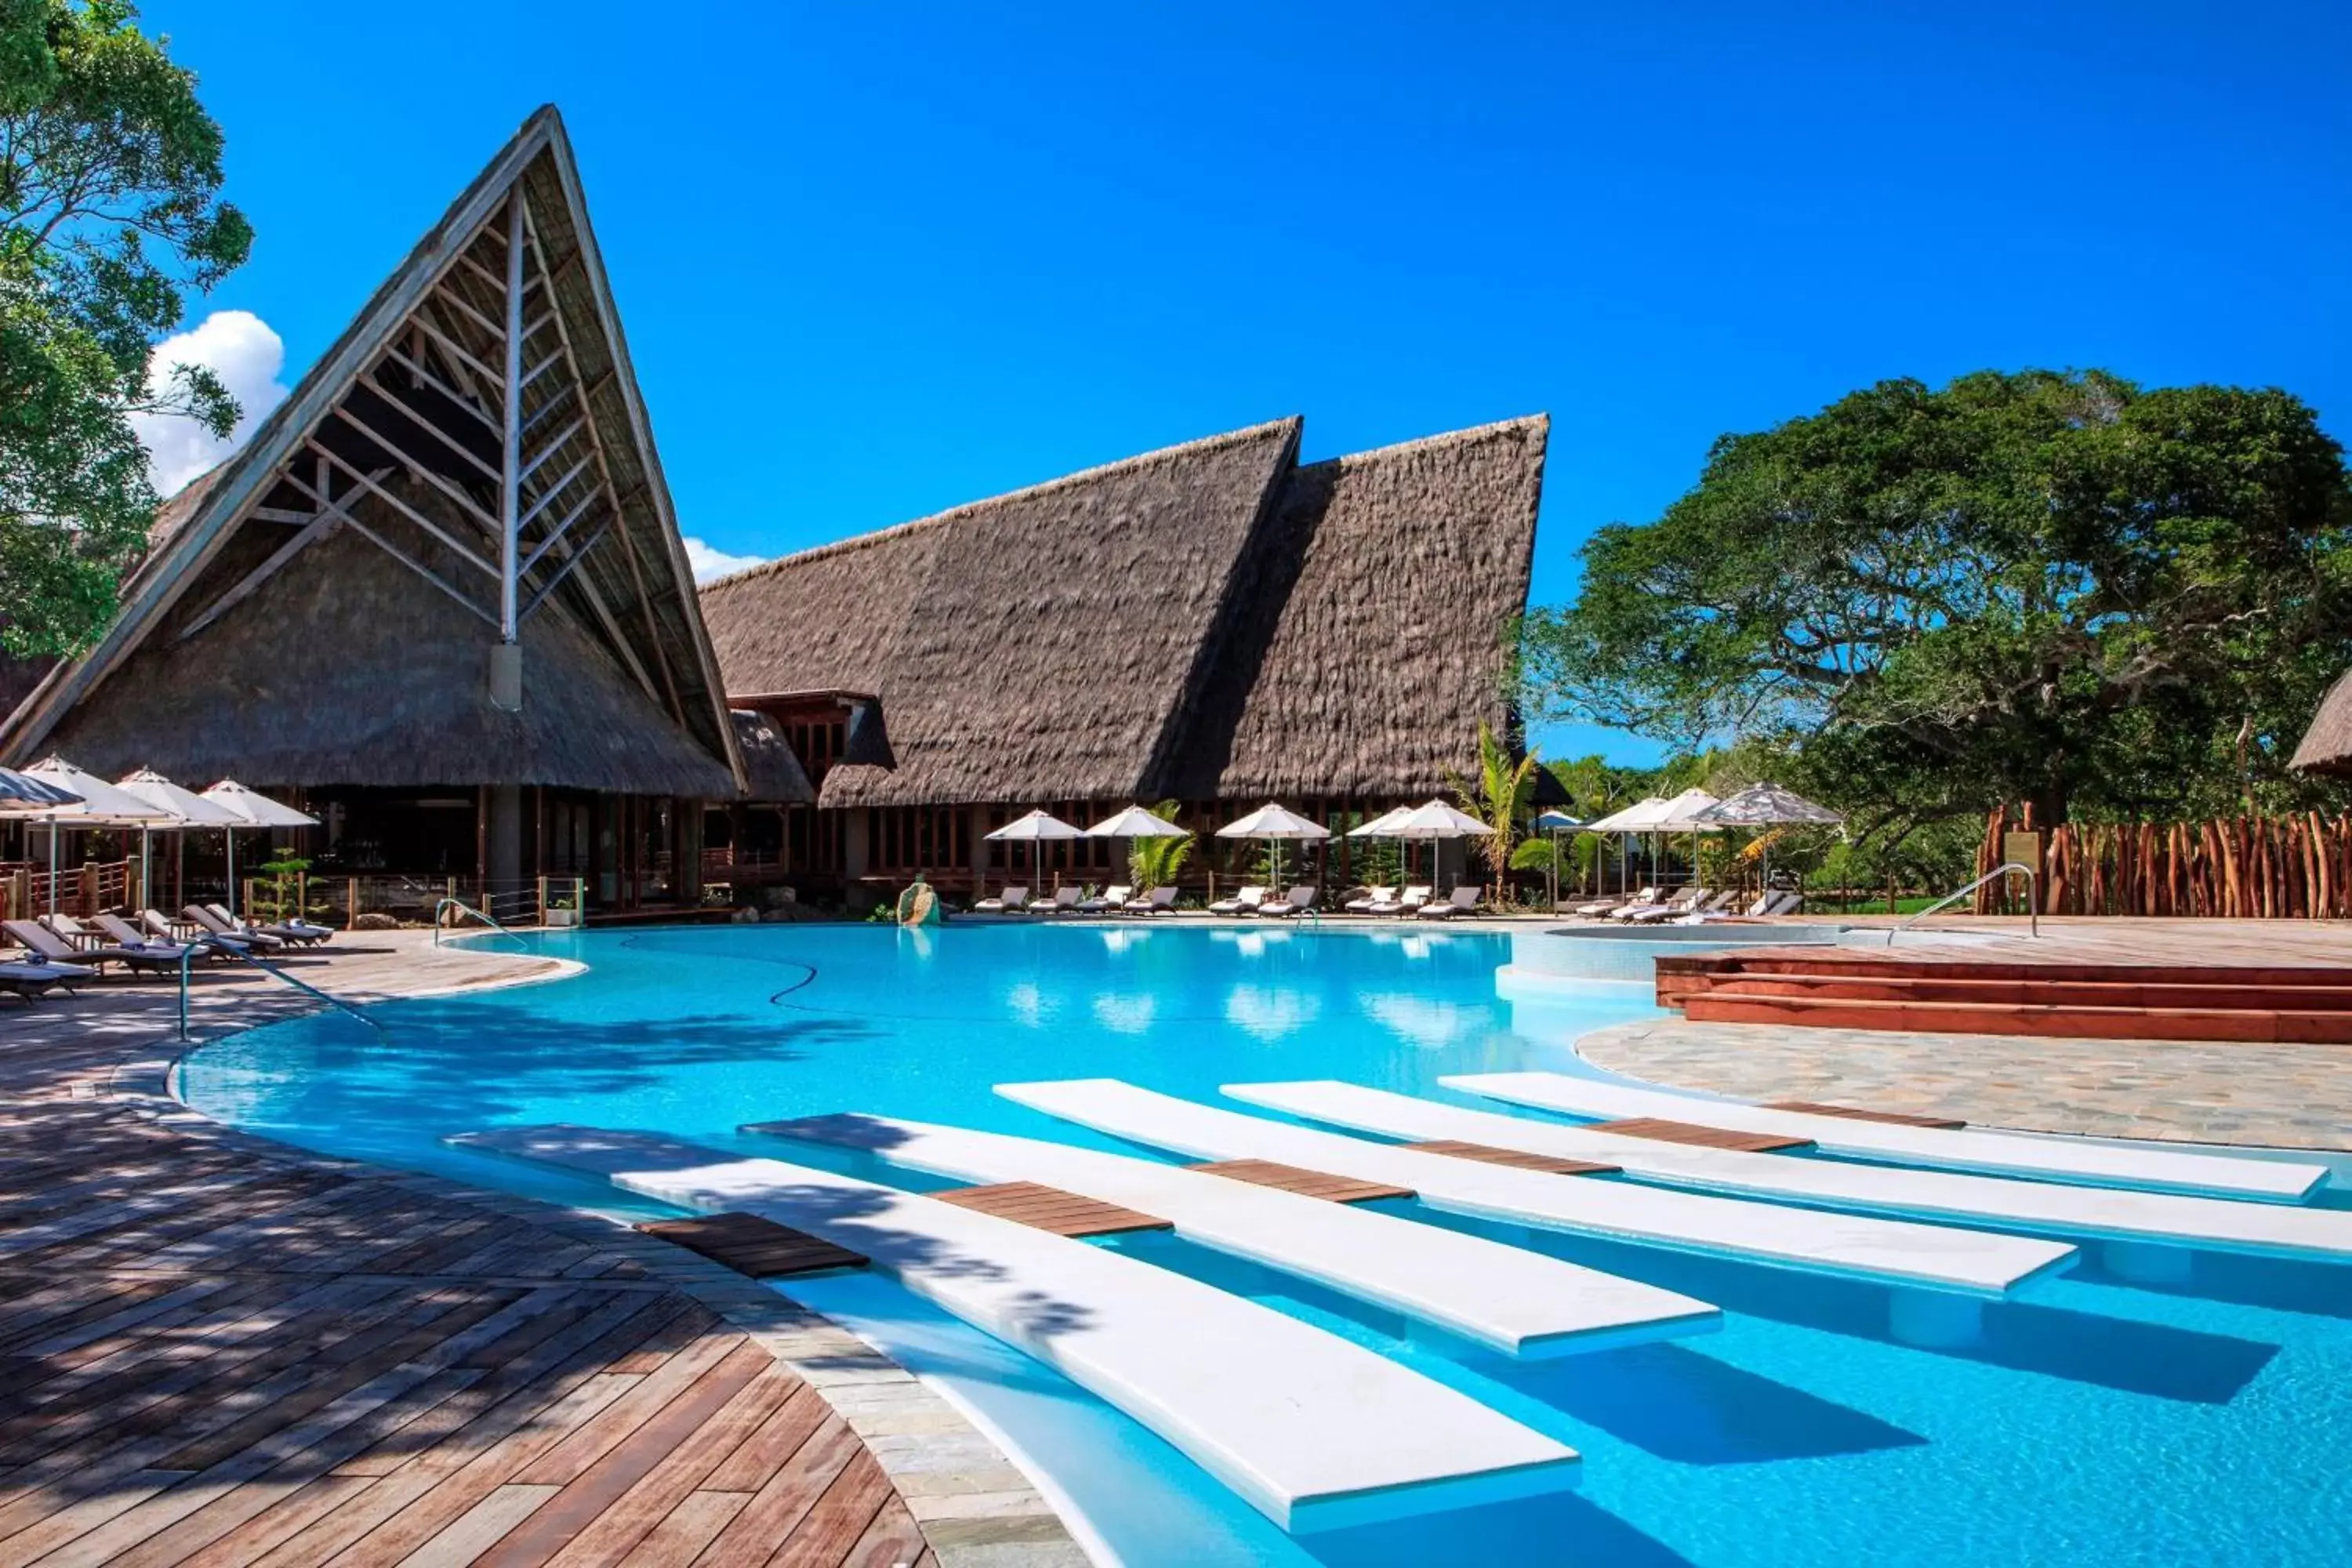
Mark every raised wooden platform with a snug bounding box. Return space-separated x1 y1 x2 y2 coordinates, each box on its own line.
634 1210 871 1277
1657 949 2352 1044
931 1180 1172 1237
1401 1139 1621 1176
1185 1159 1414 1203
1766 1100 1967 1129
1583 1117 1813 1153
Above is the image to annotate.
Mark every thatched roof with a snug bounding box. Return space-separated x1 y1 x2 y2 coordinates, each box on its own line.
703 419 1305 808
2290 669 2352 776
729 710 817 803
702 414 1545 808
1166 416 1546 799
42 518 735 793
0 107 745 798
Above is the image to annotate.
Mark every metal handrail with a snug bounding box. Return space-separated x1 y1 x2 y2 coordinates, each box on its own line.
433 896 529 950
175 939 387 1045
1888 862 2038 942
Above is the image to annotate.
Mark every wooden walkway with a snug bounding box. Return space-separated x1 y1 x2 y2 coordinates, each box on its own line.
0 932 1083 1568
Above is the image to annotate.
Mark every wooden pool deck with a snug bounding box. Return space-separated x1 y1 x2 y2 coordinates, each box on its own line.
0 934 1083 1568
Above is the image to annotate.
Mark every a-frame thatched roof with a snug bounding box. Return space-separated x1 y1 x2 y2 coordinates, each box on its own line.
1 107 742 798
2290 669 2352 776
701 413 1544 808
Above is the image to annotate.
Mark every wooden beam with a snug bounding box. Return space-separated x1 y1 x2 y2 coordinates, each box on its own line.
297 441 500 578
323 408 503 539
249 506 316 524
381 345 499 432
499 191 526 644
522 416 586 481
356 371 503 485
521 189 688 726
521 460 593 532
408 310 504 390
427 278 506 343
520 519 612 621
177 505 343 641
519 486 602 575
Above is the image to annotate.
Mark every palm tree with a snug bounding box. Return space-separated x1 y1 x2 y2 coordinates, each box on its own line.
1450 722 1541 898
1127 801 1194 891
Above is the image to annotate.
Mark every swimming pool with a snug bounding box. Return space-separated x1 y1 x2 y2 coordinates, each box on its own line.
178 924 2352 1566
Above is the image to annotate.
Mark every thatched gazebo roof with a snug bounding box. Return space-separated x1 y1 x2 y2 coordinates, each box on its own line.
2290 669 2352 776
700 413 1546 808
1 107 744 798
728 710 817 804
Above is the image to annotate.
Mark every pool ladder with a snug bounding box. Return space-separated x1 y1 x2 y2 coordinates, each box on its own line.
1887 862 2038 943
434 897 531 951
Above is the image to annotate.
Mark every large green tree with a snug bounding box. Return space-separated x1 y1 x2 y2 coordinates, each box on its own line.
1524 369 2352 828
1 0 248 659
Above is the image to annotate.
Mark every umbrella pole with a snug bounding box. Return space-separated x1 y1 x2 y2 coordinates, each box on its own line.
227 830 236 916
48 823 57 915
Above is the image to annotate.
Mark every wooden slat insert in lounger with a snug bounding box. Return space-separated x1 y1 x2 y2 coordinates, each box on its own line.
1401 1140 1620 1176
632 1210 869 1277
1584 1117 1813 1153
1767 1101 1966 1130
931 1180 1171 1237
1186 1160 1414 1204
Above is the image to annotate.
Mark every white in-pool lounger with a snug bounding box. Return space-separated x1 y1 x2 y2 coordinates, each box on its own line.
1440 1073 2328 1203
448 1124 1579 1533
995 1081 2076 1296
1226 1081 2352 1265
743 1111 1720 1356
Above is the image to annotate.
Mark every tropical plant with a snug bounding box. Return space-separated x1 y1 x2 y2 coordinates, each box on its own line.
248 851 328 923
1126 801 1194 889
1450 720 1541 891
2 1 253 657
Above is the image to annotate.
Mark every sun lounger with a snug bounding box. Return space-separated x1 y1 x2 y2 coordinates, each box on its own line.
1074 884 1133 914
1258 885 1319 918
1123 885 1179 914
1028 886 1083 916
1208 884 1267 915
143 908 241 956
1229 1080 2352 1265
1611 886 1700 923
205 902 330 946
4 919 180 978
0 959 94 1001
1575 886 1655 918
971 885 1029 913
1416 886 1483 920
1442 1073 2327 1203
747 1111 1719 1356
184 906 286 950
452 1123 1581 1531
1368 884 1432 916
89 913 195 964
1344 885 1397 913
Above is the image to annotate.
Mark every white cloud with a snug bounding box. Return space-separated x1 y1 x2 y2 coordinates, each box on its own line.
129 309 291 496
681 535 768 582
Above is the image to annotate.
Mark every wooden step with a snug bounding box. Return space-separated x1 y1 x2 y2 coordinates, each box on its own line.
1581 1118 1813 1153
1399 1140 1620 1176
633 1210 869 1277
1185 1159 1415 1204
1765 1100 1965 1129
931 1179 1174 1238
1691 975 2352 1011
1684 991 2352 1044
1654 953 2352 1008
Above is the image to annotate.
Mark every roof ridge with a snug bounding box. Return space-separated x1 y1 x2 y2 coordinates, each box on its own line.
1297 412 1550 474
702 416 1305 590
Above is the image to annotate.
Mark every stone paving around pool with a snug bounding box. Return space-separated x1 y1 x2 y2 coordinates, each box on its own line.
1576 1017 2352 1152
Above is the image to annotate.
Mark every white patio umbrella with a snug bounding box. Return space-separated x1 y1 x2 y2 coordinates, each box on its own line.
1384 798 1491 891
1214 802 1330 891
1345 805 1414 888
200 781 320 915
1084 804 1191 888
1653 787 1723 885
1582 795 1670 895
1694 782 1844 892
117 770 245 919
20 757 175 914
0 767 82 810
985 808 1085 888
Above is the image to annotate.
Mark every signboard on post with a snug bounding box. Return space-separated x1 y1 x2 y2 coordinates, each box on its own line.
2002 831 2043 873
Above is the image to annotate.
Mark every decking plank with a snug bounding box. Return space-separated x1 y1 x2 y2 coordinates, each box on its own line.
1183 1159 1415 1203
1583 1116 1814 1153
930 1181 1172 1238
1766 1100 1968 1129
1400 1140 1620 1176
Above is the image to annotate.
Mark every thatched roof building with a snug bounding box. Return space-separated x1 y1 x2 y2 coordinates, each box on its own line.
1 106 739 797
701 414 1546 815
2290 670 2352 776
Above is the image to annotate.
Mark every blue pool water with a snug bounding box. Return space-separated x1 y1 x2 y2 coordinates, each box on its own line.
179 924 2352 1566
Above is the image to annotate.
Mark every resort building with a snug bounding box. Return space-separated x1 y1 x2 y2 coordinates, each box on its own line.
0 103 1544 916
0 107 762 917
699 412 1547 898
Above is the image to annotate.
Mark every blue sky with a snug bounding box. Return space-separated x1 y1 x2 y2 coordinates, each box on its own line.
142 2 2351 764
